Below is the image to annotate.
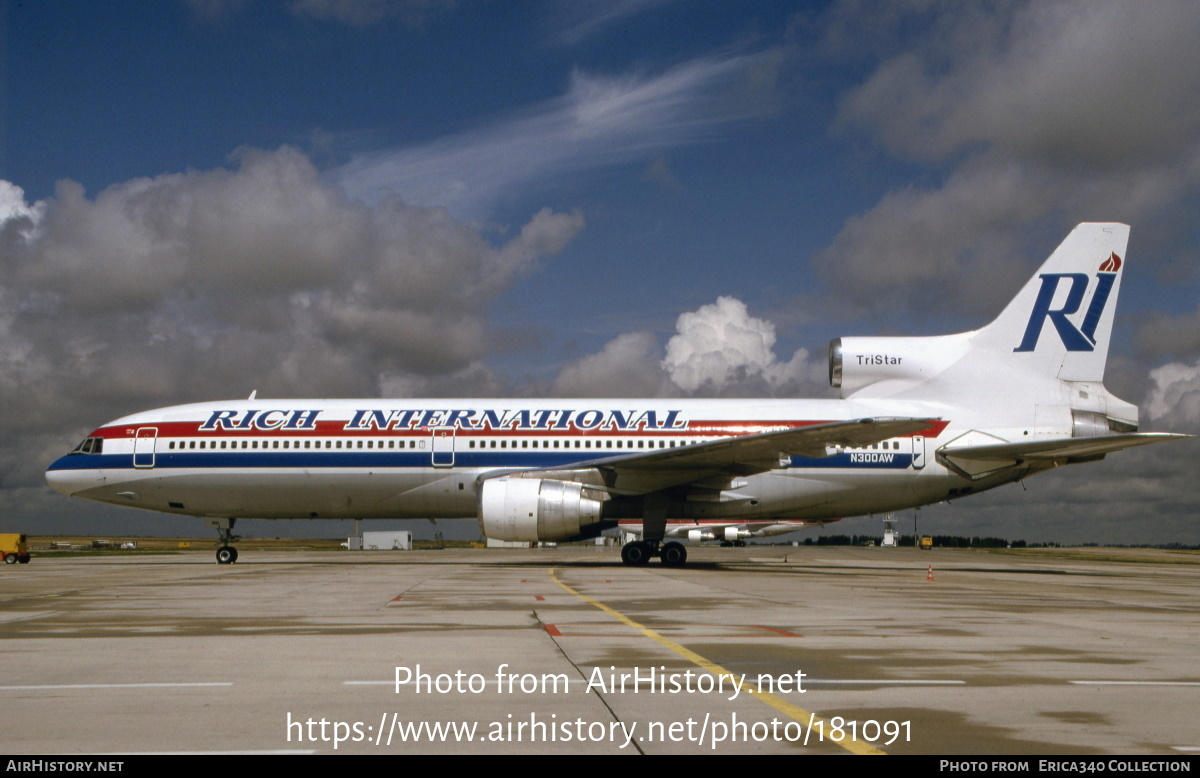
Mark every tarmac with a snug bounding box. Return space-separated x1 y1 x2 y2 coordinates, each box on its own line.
1 545 1198 755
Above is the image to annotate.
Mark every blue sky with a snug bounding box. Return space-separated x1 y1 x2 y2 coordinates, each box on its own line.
3 0 1200 542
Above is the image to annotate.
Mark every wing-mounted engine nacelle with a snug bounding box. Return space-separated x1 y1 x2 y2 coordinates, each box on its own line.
479 476 605 542
829 334 971 398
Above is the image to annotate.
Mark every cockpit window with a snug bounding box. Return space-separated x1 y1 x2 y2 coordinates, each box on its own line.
69 437 104 455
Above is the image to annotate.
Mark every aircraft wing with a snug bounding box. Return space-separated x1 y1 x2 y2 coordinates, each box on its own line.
508 417 940 495
938 432 1190 479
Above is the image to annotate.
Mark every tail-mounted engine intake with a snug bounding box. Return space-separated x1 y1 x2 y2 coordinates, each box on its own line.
829 334 971 398
479 476 605 542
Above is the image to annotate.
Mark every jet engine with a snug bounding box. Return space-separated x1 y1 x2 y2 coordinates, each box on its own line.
479 476 605 542
829 334 971 398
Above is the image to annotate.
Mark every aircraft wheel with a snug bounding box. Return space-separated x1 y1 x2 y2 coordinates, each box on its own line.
660 542 687 567
228 547 239 563
621 541 653 566
4 553 16 564
216 546 236 565
17 555 30 564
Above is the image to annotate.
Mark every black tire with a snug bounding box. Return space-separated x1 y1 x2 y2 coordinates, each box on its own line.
17 555 30 564
660 542 687 567
216 546 236 565
4 553 16 564
621 542 652 566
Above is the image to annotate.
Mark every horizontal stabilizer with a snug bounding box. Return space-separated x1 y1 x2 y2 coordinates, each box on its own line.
939 432 1189 479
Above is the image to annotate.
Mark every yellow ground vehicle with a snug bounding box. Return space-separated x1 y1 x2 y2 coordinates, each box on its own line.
919 536 934 550
1 533 31 564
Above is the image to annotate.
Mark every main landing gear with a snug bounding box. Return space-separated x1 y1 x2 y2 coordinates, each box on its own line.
620 540 687 567
205 518 240 565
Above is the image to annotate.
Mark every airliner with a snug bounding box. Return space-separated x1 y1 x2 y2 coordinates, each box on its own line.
46 224 1187 565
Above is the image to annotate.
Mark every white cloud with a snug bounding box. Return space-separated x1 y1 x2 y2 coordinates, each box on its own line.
0 181 45 243
0 147 584 489
1146 359 1200 429
333 52 784 218
552 332 675 397
662 296 823 395
547 296 826 398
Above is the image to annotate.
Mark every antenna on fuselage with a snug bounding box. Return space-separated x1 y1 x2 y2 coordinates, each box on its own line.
248 390 257 400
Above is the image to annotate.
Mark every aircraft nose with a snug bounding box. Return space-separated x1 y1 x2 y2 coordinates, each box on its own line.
45 459 98 496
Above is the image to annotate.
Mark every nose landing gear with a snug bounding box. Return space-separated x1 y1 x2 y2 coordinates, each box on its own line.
205 518 240 564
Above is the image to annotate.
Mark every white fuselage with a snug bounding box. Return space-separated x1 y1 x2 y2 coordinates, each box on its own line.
44 395 1039 529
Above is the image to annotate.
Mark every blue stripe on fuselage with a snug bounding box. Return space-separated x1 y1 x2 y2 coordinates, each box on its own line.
50 450 917 471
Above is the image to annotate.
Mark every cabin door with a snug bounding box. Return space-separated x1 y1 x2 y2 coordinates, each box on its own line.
910 435 926 470
133 427 158 468
431 428 455 467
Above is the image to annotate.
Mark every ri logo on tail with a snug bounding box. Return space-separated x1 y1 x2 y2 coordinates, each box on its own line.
1015 251 1122 353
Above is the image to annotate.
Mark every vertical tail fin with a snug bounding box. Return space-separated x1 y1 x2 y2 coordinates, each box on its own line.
831 223 1129 399
975 223 1128 382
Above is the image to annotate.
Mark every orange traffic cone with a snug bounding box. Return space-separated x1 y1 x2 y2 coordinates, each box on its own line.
926 564 934 581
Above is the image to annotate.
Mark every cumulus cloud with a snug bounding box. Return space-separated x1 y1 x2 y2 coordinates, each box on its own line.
552 332 675 398
661 297 824 396
333 51 785 218
1145 359 1200 429
0 181 44 229
0 147 583 489
546 297 826 399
